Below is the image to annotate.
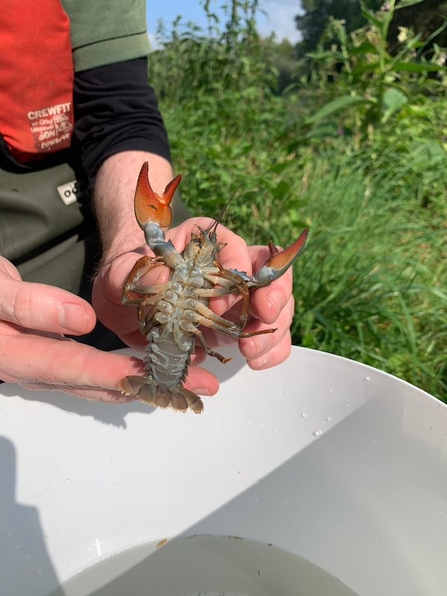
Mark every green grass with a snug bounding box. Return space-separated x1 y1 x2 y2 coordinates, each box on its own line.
161 94 447 401
288 150 447 399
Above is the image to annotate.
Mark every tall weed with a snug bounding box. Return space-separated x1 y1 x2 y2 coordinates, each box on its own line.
304 0 447 141
150 1 447 400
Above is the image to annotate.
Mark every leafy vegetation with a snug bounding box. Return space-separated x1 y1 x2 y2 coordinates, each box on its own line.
150 0 447 401
296 0 447 54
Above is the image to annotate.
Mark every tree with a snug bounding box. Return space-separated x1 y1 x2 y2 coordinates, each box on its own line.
295 0 447 57
387 1 447 51
295 0 382 55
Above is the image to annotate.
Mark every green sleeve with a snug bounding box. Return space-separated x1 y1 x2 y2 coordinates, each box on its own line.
61 0 150 71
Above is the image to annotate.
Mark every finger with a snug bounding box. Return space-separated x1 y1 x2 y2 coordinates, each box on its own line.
246 330 292 371
0 256 23 280
0 273 96 336
239 294 294 361
247 246 294 325
0 332 145 391
0 324 220 401
20 382 137 404
184 364 220 396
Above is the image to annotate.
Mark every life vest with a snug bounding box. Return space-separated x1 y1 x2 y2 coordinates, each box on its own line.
0 1 74 163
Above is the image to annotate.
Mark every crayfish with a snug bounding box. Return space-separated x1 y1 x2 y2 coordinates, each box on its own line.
119 163 308 413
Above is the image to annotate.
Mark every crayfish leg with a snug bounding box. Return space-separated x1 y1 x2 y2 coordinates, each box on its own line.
214 265 250 328
122 256 165 305
195 329 231 364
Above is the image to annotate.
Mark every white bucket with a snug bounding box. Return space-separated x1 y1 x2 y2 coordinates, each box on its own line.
1 346 446 596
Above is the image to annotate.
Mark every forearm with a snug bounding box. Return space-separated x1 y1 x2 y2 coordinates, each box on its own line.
93 150 174 262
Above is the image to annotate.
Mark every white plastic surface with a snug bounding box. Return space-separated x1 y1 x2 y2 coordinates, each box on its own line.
1 346 446 596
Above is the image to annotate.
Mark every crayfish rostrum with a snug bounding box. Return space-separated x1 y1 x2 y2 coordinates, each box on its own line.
119 162 308 413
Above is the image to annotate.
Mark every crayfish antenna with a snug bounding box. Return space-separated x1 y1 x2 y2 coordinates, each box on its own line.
134 162 181 230
206 182 245 235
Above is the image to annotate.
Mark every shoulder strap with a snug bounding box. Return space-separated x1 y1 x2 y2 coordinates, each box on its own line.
0 1 74 163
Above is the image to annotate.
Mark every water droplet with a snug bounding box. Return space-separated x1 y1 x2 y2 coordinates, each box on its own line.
436 510 443 515
346 403 351 408
313 430 323 437
301 412 308 419
24 554 32 560
36 567 44 576
272 428 278 434
335 524 341 531
259 423 264 428
363 376 371 381
95 435 100 440
65 478 70 484
246 420 251 425
15 544 21 550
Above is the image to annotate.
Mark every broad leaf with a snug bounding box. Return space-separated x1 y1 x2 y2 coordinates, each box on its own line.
307 96 371 124
382 88 408 123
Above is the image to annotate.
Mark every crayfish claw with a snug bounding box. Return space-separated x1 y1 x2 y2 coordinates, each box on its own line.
250 228 309 288
134 162 181 229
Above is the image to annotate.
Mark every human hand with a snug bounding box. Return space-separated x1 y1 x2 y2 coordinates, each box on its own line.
0 256 151 402
93 217 294 390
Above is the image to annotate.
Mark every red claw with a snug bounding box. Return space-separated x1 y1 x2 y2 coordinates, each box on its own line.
251 228 309 287
134 162 181 229
266 228 309 271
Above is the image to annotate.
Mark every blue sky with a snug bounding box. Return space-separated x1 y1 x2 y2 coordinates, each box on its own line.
146 0 302 46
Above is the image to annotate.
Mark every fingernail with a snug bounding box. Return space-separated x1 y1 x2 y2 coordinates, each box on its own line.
58 303 89 333
266 290 282 316
249 355 269 370
195 387 213 396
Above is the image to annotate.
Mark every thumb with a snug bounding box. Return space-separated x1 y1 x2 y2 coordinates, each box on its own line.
0 263 96 335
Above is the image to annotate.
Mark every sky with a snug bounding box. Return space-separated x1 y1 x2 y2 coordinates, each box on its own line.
146 0 302 47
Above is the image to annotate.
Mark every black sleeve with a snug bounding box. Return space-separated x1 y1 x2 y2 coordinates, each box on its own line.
72 57 171 184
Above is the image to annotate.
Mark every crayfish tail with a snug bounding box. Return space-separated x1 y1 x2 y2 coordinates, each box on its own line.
175 387 204 415
118 375 204 414
119 375 145 396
